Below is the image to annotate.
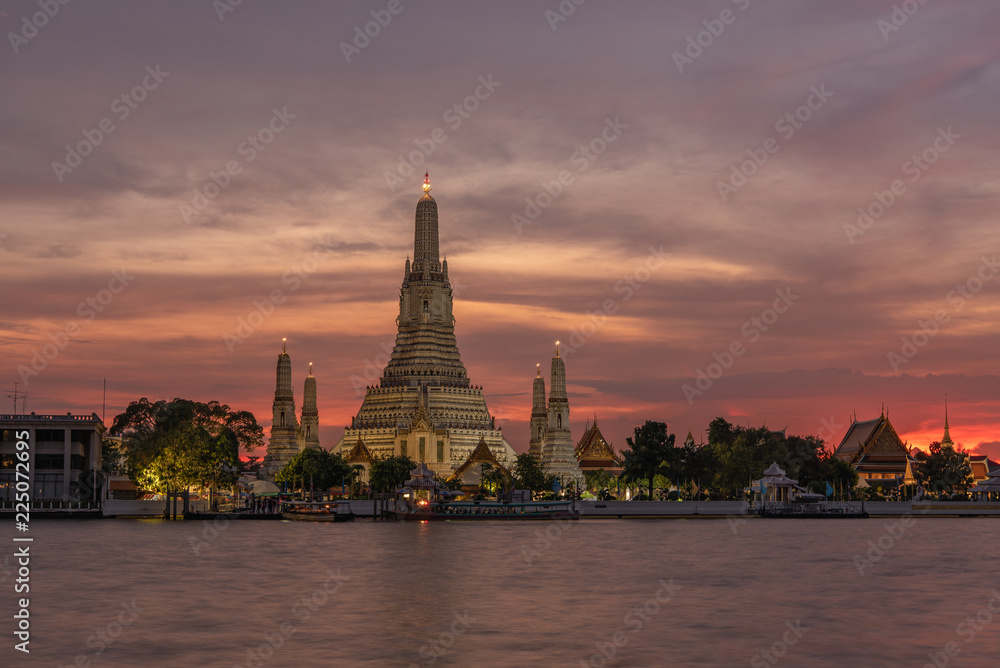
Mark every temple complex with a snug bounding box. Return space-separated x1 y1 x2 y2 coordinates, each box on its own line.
334 175 516 474
833 411 916 485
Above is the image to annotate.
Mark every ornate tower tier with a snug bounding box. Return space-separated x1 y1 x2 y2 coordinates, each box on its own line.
299 362 320 450
528 364 547 461
541 342 583 484
261 339 302 480
336 175 514 474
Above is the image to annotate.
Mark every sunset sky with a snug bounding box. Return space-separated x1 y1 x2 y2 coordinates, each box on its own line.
3 1 998 459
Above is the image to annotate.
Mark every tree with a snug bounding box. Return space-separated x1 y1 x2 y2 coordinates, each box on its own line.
917 441 973 498
583 468 615 495
276 448 353 496
369 455 417 494
512 454 552 494
621 421 676 500
109 398 263 494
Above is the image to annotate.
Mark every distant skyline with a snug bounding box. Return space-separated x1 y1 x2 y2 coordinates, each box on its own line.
2 1 998 459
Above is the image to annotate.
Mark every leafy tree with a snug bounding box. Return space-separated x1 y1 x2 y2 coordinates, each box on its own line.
917 441 973 497
621 421 676 500
512 454 552 493
583 468 615 495
109 398 263 493
369 455 417 494
276 448 352 496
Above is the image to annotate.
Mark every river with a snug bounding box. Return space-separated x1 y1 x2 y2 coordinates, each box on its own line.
2 518 997 667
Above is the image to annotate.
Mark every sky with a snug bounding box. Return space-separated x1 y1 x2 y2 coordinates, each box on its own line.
2 0 998 460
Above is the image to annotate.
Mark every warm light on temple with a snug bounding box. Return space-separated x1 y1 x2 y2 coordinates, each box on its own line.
422 172 431 194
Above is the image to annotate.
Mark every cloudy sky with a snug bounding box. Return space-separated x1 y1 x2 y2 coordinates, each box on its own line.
2 0 998 458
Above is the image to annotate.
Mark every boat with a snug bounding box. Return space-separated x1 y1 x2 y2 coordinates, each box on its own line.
386 499 580 521
281 500 355 522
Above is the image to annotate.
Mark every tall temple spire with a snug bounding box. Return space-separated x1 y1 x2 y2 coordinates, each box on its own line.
542 342 583 485
942 396 953 445
335 175 515 476
412 172 439 275
528 363 547 461
260 339 301 480
378 175 467 389
300 362 319 450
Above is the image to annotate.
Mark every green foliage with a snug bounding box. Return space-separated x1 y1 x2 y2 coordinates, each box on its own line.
583 468 615 494
276 447 353 492
916 441 973 497
512 453 553 493
621 421 676 501
109 398 262 492
369 455 417 494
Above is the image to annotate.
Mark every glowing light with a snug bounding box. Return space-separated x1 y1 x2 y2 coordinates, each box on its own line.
422 172 431 194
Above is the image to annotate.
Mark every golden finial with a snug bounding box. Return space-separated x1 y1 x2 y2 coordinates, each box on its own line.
282 337 287 353
536 363 541 377
308 362 313 376
422 172 431 194
555 340 561 357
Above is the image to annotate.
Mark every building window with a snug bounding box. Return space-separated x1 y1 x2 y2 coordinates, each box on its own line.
437 441 444 462
423 300 429 311
35 454 64 470
306 426 311 439
280 412 285 427
33 473 63 499
557 414 562 429
71 430 91 444
36 429 64 442
401 440 408 457
419 437 426 461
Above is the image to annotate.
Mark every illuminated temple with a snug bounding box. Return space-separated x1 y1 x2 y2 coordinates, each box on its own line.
334 175 516 474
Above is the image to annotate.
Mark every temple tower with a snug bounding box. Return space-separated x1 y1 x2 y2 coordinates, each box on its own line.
527 364 547 461
260 339 301 480
299 362 320 450
541 342 583 485
941 396 954 446
335 174 515 473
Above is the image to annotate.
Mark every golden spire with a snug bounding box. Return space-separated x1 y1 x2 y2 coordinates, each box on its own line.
422 171 431 195
942 395 953 444
282 337 287 354
536 363 541 377
308 362 313 377
555 340 561 357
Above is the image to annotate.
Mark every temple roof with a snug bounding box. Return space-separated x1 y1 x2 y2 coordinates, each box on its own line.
346 437 373 463
575 421 621 465
448 436 509 481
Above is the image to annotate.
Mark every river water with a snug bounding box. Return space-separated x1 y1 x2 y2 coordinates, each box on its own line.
2 518 998 667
